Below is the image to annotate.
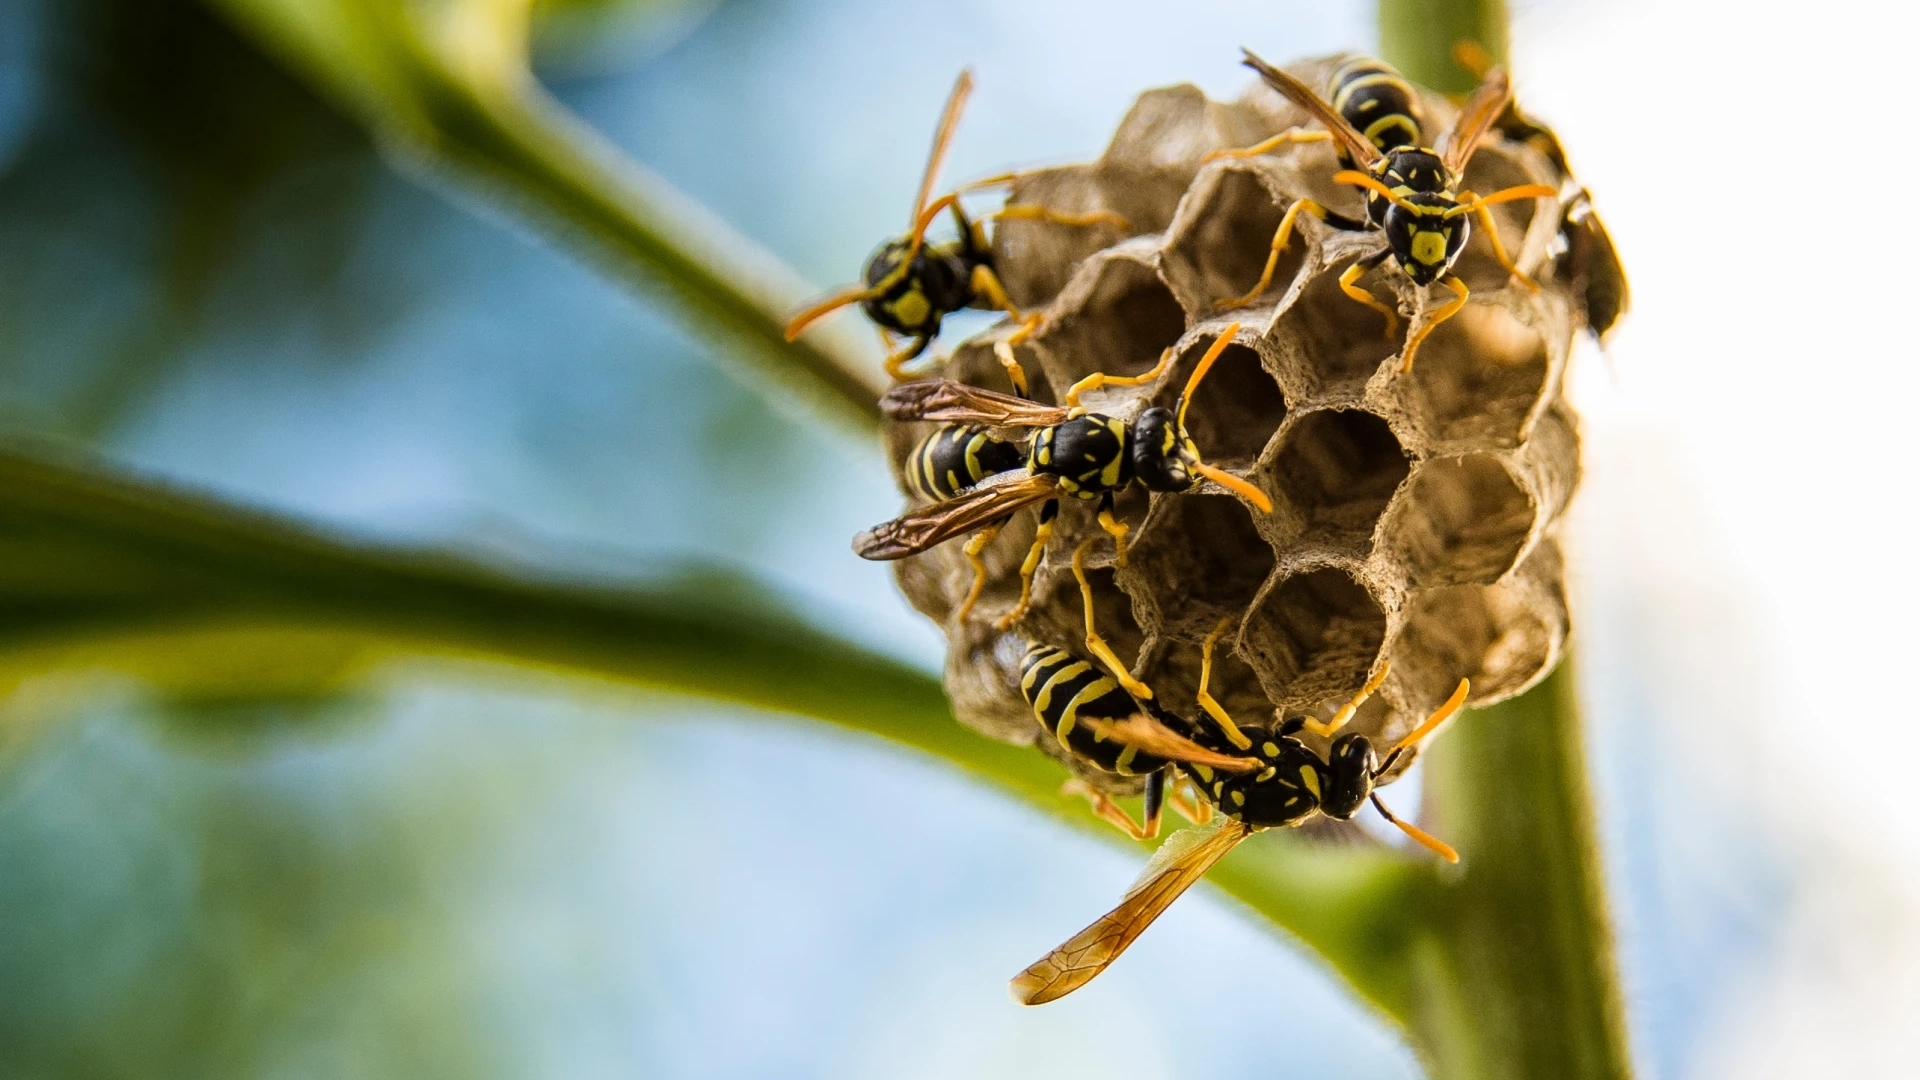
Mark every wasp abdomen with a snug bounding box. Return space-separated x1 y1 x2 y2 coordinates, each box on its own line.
1019 643 1166 776
907 425 1024 502
1329 57 1420 157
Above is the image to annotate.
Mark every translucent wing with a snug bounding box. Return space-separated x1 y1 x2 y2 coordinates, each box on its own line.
912 70 974 227
1442 66 1513 176
1011 817 1252 1005
1078 714 1261 773
880 379 1073 427
1239 48 1379 168
853 473 1056 560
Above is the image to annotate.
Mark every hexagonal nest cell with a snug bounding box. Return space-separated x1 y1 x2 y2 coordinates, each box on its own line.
878 54 1596 783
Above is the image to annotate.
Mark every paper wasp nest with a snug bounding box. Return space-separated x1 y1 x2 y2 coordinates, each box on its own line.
887 57 1591 789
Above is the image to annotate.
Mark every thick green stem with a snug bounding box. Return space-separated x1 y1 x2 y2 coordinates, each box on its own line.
1378 0 1507 93
1411 663 1632 1079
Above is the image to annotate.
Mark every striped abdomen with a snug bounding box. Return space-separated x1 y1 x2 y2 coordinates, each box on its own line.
907 425 1025 501
1329 56 1420 156
1019 643 1166 776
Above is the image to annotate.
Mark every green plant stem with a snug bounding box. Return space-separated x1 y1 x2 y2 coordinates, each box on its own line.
202 0 886 437
1378 0 1507 93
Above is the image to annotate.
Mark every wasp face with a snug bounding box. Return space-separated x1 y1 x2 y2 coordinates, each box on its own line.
1384 192 1468 286
1319 733 1378 820
859 237 971 336
1129 407 1202 493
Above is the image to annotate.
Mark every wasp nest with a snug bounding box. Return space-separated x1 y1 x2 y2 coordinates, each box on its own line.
887 57 1597 790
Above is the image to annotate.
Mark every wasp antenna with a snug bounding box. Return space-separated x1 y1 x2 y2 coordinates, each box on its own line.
784 284 882 340
1370 793 1459 862
1177 322 1241 431
912 69 975 228
1191 462 1272 514
1387 678 1469 758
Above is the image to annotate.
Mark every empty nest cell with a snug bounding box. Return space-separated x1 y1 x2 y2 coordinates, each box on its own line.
1385 454 1534 587
1034 255 1186 390
995 164 1133 309
1240 566 1387 708
1270 250 1405 389
1151 331 1286 466
1400 301 1550 449
1160 165 1310 315
1266 409 1410 542
1122 493 1276 638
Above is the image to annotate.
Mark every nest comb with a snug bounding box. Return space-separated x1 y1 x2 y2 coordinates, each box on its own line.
884 56 1597 792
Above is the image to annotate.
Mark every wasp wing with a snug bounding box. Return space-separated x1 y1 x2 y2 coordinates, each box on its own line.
880 379 1073 427
853 473 1056 560
1079 714 1261 773
1239 48 1379 168
1011 818 1252 1005
1442 65 1513 176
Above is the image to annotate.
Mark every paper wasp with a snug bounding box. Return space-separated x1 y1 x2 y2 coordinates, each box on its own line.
783 70 1128 395
1011 621 1470 1006
1452 40 1628 340
855 326 1272 627
1018 540 1265 838
1212 49 1556 373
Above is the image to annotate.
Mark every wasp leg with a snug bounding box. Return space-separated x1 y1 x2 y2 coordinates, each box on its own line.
1300 661 1391 739
1064 345 1176 409
882 332 937 382
1167 776 1211 824
1457 189 1540 294
954 521 1006 624
1061 776 1161 840
991 312 1042 399
1196 617 1254 750
1216 199 1363 310
1202 127 1333 164
1095 492 1129 568
997 499 1058 630
1338 250 1401 339
990 204 1131 230
1399 276 1470 373
1070 539 1151 700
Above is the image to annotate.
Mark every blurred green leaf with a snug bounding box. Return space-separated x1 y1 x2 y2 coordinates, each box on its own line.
196 0 885 435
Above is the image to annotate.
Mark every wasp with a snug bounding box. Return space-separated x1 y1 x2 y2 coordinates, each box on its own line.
782 70 1129 395
1451 40 1628 341
856 325 1272 626
1212 49 1557 373
1018 541 1266 838
1010 622 1470 1005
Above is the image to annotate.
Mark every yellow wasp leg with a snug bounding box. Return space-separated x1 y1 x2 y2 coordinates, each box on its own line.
973 265 1037 397
1061 778 1160 840
1071 540 1151 700
1202 128 1332 163
996 500 1058 630
991 204 1131 230
1096 504 1129 569
1400 276 1470 374
1167 777 1211 824
1217 198 1326 310
953 522 1004 624
1064 345 1176 409
1338 257 1401 339
882 331 938 382
1196 618 1254 750
1299 661 1391 738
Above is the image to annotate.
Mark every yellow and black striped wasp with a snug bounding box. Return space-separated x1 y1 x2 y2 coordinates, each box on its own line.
1214 49 1557 373
1017 541 1266 838
1452 40 1628 341
1012 628 1471 1005
783 70 1128 394
855 326 1272 626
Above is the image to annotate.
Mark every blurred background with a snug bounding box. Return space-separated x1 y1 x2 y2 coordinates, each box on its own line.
1 0 1915 1077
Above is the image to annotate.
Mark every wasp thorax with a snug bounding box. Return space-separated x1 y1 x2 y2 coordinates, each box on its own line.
882 54 1590 800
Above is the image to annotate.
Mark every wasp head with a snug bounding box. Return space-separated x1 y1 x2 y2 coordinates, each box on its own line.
1130 406 1202 492
1319 732 1378 820
1384 191 1468 286
860 236 970 336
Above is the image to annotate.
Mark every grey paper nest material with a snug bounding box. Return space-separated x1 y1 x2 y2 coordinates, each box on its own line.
885 56 1590 790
